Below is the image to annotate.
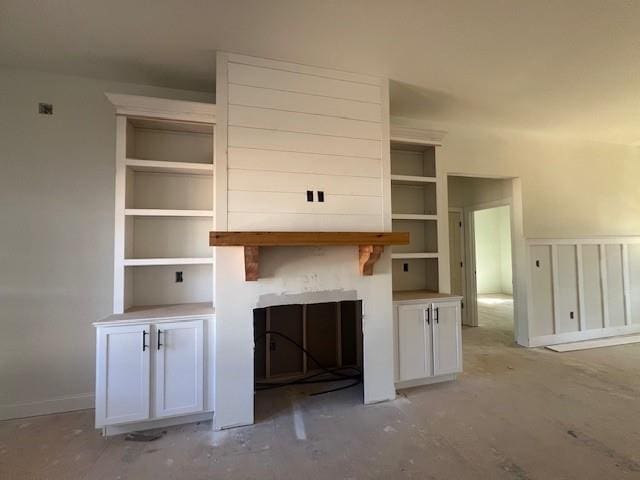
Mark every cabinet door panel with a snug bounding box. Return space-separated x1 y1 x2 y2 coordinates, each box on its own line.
96 325 150 426
155 320 204 418
397 304 431 381
432 302 462 376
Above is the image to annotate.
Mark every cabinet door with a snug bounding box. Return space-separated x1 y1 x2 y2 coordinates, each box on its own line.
432 301 462 376
95 324 151 426
397 304 432 381
154 320 204 418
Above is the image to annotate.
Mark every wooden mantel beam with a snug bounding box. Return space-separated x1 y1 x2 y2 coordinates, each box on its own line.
209 232 410 281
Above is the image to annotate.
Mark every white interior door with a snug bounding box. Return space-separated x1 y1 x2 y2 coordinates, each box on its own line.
154 320 204 418
397 304 432 381
432 301 462 375
95 324 150 426
449 210 466 323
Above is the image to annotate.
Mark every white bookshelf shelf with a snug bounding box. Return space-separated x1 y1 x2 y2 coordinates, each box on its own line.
391 214 437 221
125 209 214 217
390 174 436 186
126 158 213 176
124 257 214 267
392 252 439 260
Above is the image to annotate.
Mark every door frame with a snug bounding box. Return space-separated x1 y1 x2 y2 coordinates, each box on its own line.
463 199 512 328
448 208 468 324
445 175 528 346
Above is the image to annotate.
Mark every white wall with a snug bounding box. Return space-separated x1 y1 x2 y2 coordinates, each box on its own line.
0 67 213 419
474 206 512 295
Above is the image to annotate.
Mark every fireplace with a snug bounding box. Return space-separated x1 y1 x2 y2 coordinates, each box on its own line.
253 301 364 401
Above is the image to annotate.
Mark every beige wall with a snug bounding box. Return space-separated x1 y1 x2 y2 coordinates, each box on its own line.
0 67 213 418
434 121 640 237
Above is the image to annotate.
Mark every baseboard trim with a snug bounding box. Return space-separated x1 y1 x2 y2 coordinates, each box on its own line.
103 411 214 436
0 393 95 421
529 324 640 347
394 373 457 390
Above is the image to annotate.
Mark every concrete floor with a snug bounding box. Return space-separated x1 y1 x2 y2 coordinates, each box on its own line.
2 296 640 479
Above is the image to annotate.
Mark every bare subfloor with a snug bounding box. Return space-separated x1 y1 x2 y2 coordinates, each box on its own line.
2 297 640 479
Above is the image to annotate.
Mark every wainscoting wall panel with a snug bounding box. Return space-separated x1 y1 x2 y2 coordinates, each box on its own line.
527 238 640 346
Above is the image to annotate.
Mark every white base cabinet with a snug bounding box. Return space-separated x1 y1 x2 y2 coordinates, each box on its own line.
95 313 212 433
394 293 462 388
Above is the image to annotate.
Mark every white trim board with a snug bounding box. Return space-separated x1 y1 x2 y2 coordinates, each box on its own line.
0 393 95 421
545 334 640 352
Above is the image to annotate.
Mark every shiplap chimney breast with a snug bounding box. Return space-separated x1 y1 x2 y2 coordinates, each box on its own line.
213 53 394 430
217 53 390 232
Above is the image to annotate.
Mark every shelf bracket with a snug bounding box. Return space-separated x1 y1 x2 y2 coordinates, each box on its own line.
359 245 384 276
244 246 260 281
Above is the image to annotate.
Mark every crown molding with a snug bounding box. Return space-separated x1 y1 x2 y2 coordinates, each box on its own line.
105 93 216 124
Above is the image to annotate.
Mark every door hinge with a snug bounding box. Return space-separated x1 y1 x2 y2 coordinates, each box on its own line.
460 261 463 268
461 301 464 309
459 221 462 227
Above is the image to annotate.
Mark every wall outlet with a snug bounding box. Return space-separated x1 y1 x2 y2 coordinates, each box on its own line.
403 263 409 272
175 271 183 283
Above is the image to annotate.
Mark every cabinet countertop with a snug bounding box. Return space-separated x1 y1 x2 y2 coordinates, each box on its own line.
93 303 215 327
393 290 463 303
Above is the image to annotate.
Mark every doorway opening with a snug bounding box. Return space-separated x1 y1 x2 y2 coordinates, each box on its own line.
447 175 524 345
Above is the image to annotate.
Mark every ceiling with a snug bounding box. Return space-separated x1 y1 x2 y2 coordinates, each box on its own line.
1 0 639 144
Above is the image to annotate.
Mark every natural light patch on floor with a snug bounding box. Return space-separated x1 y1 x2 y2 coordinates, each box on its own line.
477 294 513 306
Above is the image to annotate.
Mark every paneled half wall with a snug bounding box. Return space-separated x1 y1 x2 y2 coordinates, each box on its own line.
527 238 640 346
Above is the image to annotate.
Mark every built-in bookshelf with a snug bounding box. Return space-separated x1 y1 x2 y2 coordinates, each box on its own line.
107 94 216 313
389 127 445 293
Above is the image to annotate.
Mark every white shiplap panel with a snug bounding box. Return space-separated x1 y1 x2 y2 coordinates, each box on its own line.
228 147 381 178
228 62 381 103
228 213 382 231
228 191 382 216
227 52 381 86
229 84 381 122
228 126 381 159
228 169 382 197
228 105 381 140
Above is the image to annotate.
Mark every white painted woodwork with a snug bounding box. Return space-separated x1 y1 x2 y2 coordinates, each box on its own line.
391 184 437 216
390 175 437 186
214 52 393 429
227 213 382 231
154 320 204 418
128 216 213 259
529 245 554 336
432 301 463 376
126 159 213 175
227 62 381 103
555 245 580 333
107 94 215 314
581 245 605 330
125 209 214 217
394 296 462 386
392 258 439 292
392 253 439 260
128 264 213 308
392 219 438 254
627 244 640 324
390 126 446 147
527 238 640 346
95 324 150 426
605 244 626 327
397 304 431 381
228 104 381 140
228 169 382 196
104 93 216 124
391 214 438 221
228 126 381 159
228 147 381 178
228 191 381 216
228 84 381 122
448 211 464 297
124 258 214 267
129 171 213 211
